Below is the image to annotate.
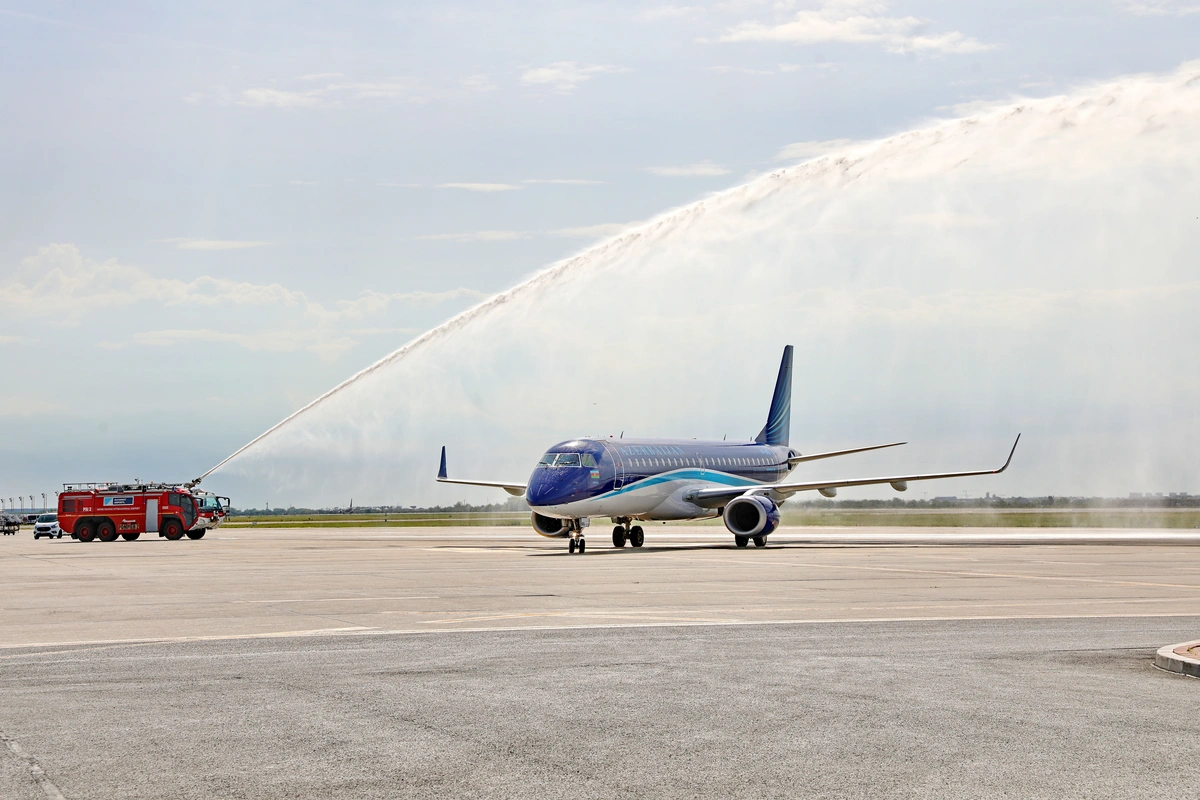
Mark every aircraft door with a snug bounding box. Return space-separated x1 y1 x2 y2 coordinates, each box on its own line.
601 441 625 489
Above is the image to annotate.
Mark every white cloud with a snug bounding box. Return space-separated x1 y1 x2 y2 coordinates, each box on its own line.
1121 0 1200 13
775 138 858 160
647 161 731 176
0 335 26 344
519 62 630 94
237 77 419 109
2 244 486 357
435 182 520 192
301 72 345 80
720 1 995 55
240 87 326 109
290 180 320 186
155 238 272 250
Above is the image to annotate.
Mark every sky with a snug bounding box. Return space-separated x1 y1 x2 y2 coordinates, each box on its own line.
2 1 1200 509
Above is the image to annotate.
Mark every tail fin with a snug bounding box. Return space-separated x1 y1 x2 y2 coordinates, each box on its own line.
755 345 793 446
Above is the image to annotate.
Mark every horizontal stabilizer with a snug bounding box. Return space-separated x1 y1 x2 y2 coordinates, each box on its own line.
436 446 527 497
787 441 906 466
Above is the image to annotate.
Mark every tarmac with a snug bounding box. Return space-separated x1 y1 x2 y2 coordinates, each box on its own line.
2 525 1199 798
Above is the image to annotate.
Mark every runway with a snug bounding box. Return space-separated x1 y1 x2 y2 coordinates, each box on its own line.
2 526 1199 797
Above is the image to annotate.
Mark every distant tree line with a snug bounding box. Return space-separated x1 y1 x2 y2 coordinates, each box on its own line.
795 495 1200 510
229 496 530 516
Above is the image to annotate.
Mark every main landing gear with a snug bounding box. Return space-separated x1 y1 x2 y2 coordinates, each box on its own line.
611 522 644 549
734 535 768 548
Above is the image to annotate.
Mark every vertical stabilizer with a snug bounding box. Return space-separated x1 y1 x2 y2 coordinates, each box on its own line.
755 346 793 446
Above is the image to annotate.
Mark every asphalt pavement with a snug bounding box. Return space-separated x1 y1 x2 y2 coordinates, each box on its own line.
2 526 1199 798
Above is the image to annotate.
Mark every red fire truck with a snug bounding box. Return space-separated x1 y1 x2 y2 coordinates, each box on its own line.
58 482 221 542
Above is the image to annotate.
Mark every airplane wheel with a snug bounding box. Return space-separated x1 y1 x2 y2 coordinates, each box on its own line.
630 526 644 547
186 529 206 540
753 536 766 547
735 536 749 548
569 539 576 554
578 538 586 554
122 532 140 541
612 526 626 548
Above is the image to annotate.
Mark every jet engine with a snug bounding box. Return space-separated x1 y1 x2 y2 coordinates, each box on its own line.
722 494 781 538
531 512 569 538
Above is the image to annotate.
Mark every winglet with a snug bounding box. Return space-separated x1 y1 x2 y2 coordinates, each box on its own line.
997 434 1021 473
438 446 448 480
755 345 793 446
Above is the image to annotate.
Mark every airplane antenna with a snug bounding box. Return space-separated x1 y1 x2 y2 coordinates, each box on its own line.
723 434 727 440
620 431 624 438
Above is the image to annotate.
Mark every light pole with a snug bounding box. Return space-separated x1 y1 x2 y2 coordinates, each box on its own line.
42 493 47 511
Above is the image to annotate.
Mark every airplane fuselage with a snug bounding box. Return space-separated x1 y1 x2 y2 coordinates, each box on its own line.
526 437 796 526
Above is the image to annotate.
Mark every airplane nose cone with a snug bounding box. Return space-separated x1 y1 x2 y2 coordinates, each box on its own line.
527 470 583 507
526 473 560 506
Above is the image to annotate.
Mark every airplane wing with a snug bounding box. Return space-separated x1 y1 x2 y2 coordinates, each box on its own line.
436 446 527 497
788 441 907 466
686 435 1020 508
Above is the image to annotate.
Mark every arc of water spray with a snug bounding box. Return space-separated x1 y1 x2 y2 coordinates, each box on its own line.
186 225 660 488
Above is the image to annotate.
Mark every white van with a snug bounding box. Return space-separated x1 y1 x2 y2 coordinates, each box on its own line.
33 513 62 539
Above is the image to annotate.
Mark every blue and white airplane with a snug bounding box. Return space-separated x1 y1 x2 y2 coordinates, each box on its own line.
438 346 1019 553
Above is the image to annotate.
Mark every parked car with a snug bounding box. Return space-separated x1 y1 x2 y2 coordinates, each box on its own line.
33 513 63 539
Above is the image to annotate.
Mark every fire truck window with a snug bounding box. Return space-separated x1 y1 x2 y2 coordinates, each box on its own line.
62 498 76 513
168 493 180 506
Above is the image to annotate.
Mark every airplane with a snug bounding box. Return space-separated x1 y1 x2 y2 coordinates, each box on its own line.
438 345 1019 554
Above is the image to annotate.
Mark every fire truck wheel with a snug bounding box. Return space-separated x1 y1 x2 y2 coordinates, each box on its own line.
75 521 95 542
121 532 140 541
96 520 117 542
185 529 206 540
162 519 184 540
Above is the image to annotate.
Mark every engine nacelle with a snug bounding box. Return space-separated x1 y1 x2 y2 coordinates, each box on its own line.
722 494 781 538
531 512 569 538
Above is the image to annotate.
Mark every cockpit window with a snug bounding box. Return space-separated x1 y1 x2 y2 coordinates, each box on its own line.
537 454 556 467
581 454 597 467
554 453 581 467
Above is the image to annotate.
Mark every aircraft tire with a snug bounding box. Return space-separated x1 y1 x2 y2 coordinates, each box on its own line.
612 527 626 547
186 529 206 540
753 536 766 547
569 539 576 554
121 532 140 541
630 526 644 547
734 536 749 548
578 538 586 554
